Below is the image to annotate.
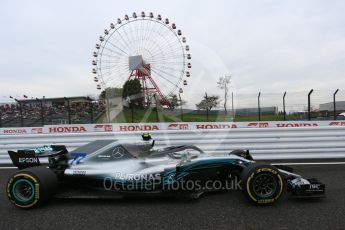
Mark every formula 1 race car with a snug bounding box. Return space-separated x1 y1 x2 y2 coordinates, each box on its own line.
6 133 325 209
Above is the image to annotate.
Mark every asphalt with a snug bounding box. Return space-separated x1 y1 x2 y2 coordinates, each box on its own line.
0 165 345 230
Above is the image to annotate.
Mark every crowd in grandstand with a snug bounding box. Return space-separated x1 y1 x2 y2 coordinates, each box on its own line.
0 100 106 127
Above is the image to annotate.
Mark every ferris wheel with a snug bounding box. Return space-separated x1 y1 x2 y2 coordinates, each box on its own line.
92 12 191 106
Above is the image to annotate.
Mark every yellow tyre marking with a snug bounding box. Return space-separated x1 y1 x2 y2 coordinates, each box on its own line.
14 173 38 183
246 168 284 204
7 173 40 208
274 174 284 200
246 172 257 202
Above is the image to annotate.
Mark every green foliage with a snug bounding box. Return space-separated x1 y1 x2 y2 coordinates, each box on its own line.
122 79 144 108
196 95 220 111
111 109 300 123
167 94 186 110
108 108 306 123
99 87 123 100
113 109 234 123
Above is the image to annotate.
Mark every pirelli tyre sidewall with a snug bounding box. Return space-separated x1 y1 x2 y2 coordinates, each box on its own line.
6 167 57 209
241 164 284 205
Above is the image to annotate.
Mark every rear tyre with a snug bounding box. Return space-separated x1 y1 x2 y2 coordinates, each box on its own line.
241 164 284 205
6 166 58 209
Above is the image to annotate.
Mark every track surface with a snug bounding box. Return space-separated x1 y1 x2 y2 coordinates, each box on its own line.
0 165 345 230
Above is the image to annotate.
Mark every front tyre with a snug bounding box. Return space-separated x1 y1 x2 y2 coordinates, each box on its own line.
6 167 58 209
241 164 284 205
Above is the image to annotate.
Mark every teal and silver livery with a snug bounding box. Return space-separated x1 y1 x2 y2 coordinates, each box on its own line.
30 145 54 154
6 134 325 209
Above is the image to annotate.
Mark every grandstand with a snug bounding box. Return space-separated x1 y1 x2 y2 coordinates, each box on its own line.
234 106 277 116
0 96 105 127
319 101 345 112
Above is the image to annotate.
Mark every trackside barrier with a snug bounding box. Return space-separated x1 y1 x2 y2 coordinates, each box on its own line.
1 121 345 135
1 123 345 163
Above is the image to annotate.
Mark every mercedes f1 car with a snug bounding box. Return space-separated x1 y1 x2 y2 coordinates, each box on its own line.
6 133 325 209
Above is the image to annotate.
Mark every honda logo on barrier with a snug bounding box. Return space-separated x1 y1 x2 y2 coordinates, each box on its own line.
196 124 237 129
3 129 27 134
276 123 318 127
119 125 160 132
49 126 87 133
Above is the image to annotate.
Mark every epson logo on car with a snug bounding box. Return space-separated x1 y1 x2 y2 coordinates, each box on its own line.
19 158 38 163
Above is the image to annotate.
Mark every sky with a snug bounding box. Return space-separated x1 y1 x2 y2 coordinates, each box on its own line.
1 0 345 110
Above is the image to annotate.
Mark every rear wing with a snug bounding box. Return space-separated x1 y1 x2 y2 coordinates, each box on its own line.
8 145 68 169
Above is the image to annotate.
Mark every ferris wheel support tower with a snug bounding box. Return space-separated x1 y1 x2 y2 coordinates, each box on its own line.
128 55 169 106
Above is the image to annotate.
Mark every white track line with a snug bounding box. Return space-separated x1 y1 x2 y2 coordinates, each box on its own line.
272 162 345 165
0 167 17 169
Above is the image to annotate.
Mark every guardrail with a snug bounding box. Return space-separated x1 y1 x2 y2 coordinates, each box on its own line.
1 125 345 164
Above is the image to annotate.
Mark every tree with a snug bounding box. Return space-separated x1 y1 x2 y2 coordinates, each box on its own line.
167 94 186 111
217 74 232 114
99 87 123 100
196 94 220 111
122 79 144 108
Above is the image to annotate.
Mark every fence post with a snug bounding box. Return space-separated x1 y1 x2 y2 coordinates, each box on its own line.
179 93 183 121
258 92 261 121
283 92 286 121
153 94 159 122
90 101 94 124
15 99 24 127
231 91 234 120
333 89 339 120
65 97 71 124
0 106 2 128
40 99 44 126
105 89 111 123
131 106 134 123
308 89 314 121
36 98 44 126
205 92 209 122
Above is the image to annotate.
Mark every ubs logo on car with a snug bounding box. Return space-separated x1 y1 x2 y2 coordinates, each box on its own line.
310 184 321 190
